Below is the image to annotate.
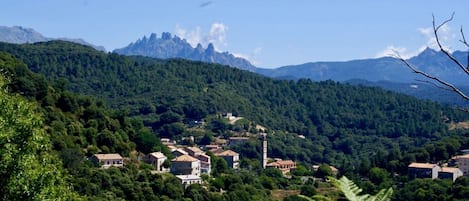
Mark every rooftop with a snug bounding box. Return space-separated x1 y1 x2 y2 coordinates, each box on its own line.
440 167 462 174
215 150 239 157
172 154 198 162
229 137 249 140
93 153 123 160
453 154 469 159
184 146 204 154
267 160 296 167
149 152 166 159
172 149 188 155
176 174 202 180
408 162 438 169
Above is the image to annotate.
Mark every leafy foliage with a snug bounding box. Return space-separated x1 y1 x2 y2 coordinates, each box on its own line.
329 176 393 201
0 60 81 200
0 41 468 200
0 41 467 172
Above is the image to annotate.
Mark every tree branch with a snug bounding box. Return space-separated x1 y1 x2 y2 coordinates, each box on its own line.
433 13 469 76
396 54 469 100
395 14 469 102
414 79 454 92
460 26 469 48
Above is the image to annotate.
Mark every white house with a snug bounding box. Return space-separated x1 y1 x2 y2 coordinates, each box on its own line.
171 155 200 176
184 146 211 175
91 153 124 168
147 152 169 173
214 150 240 169
176 175 203 188
438 167 463 181
408 163 441 179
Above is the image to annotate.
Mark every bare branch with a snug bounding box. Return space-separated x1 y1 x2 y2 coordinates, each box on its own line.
433 13 469 76
414 79 454 92
396 55 469 101
433 12 454 32
459 26 469 70
460 26 469 48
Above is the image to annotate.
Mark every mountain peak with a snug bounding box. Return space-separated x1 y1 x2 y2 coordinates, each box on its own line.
206 43 215 54
419 47 438 56
0 25 105 51
149 33 157 41
114 32 256 71
161 32 172 40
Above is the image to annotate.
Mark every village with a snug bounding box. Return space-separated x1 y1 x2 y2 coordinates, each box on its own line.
89 113 301 188
89 112 469 189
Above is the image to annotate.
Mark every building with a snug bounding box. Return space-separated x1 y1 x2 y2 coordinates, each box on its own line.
160 138 176 146
438 167 463 181
313 164 339 176
184 146 204 157
91 153 124 168
204 144 221 152
197 154 211 174
171 155 200 176
266 160 297 174
260 133 267 169
214 150 240 169
223 112 236 120
408 162 441 179
228 137 250 145
147 152 169 172
184 146 211 175
452 154 469 175
171 148 188 158
176 175 203 188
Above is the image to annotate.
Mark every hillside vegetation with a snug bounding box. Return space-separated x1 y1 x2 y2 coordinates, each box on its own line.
1 41 469 200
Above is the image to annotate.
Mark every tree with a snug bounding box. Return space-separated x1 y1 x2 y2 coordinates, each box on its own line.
314 164 333 178
0 74 81 200
397 13 469 101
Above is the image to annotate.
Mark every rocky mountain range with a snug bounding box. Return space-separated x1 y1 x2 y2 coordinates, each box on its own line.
113 32 256 71
0 26 105 51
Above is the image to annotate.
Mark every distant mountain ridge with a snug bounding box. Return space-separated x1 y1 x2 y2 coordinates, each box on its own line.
0 25 106 51
257 47 468 86
114 32 256 71
256 48 469 106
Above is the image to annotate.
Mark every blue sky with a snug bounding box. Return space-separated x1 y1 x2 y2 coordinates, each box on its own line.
1 0 469 67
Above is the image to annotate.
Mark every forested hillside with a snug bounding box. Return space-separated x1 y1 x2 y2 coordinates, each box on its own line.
1 41 469 200
0 41 468 170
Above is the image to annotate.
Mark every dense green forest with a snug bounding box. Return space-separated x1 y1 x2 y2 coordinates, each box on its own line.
1 41 469 200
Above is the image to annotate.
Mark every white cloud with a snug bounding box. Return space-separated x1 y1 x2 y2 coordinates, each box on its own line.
418 23 453 51
375 45 411 59
205 23 228 51
233 47 263 66
174 23 261 65
174 25 201 47
173 22 228 51
377 24 457 59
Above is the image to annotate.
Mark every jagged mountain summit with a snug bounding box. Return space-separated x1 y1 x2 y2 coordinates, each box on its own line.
0 25 106 51
113 32 256 71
